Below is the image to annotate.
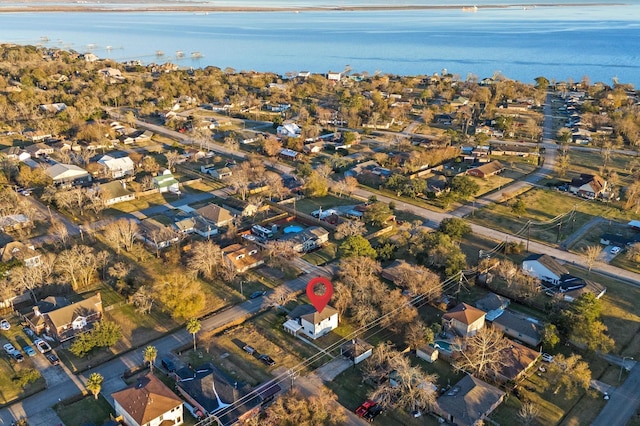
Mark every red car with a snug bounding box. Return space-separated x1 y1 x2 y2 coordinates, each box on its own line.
355 400 377 417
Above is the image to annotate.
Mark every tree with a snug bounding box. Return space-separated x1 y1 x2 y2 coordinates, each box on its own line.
130 285 155 314
155 273 205 320
542 323 560 350
267 285 297 308
511 198 527 215
546 353 591 398
339 235 377 259
583 245 601 272
143 345 157 372
55 245 99 290
438 217 471 240
186 318 201 351
187 240 223 279
454 326 512 381
304 170 329 197
334 220 367 240
91 320 123 348
102 218 139 254
567 293 614 352
263 387 346 426
363 202 393 227
404 321 434 350
261 135 281 158
450 175 480 200
86 373 104 400
518 401 540 425
165 151 181 171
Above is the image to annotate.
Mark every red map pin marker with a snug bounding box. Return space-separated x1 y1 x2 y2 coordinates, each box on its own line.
306 276 333 314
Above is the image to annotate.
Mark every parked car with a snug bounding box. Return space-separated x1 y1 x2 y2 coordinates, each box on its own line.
0 319 9 330
610 246 622 255
249 291 266 299
23 327 36 338
3 343 17 354
259 354 276 366
364 405 384 422
34 339 52 354
12 352 24 362
356 400 377 417
23 345 36 357
242 345 256 355
541 353 554 362
46 353 60 366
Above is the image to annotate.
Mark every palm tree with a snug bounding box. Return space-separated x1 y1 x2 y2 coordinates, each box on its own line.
186 318 201 351
86 373 104 400
143 345 158 372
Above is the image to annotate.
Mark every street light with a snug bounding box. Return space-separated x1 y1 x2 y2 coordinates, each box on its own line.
618 356 634 383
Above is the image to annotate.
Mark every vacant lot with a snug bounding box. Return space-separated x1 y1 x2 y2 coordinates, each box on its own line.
55 394 114 426
472 188 639 245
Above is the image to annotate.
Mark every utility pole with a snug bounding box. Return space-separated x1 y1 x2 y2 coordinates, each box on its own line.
527 222 531 252
556 221 563 244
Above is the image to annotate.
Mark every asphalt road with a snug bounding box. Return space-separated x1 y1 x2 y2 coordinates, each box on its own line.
592 363 640 426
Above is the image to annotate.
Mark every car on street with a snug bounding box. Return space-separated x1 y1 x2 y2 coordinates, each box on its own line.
161 358 176 372
259 354 276 366
249 291 266 299
23 345 37 357
542 353 554 362
0 319 9 330
356 400 377 417
46 353 60 366
242 345 256 355
610 246 622 255
34 339 52 354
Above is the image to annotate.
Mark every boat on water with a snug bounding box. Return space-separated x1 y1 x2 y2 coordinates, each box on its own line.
156 50 164 56
176 51 184 58
191 52 202 58
462 5 478 12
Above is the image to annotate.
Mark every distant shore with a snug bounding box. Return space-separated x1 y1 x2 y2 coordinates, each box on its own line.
0 2 624 13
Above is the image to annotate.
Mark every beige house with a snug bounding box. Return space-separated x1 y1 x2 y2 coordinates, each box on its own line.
40 293 103 341
113 373 184 426
434 375 505 426
442 303 486 337
222 243 264 273
195 204 234 228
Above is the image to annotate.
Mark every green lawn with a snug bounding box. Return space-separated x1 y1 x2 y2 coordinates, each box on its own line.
471 188 639 245
302 243 337 265
55 394 114 426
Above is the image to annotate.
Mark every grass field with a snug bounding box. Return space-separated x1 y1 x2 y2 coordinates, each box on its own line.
471 188 639 245
55 394 114 426
302 243 337 265
294 195 362 216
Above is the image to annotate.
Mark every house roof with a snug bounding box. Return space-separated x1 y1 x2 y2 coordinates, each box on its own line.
474 293 510 313
523 253 569 278
153 171 179 188
45 163 90 181
570 173 606 193
112 373 182 426
46 293 102 329
491 309 542 344
496 340 540 381
468 160 504 176
99 181 133 200
0 241 39 263
177 363 254 416
443 303 486 326
222 243 263 271
98 155 134 171
436 375 505 426
195 204 233 225
341 338 373 358
289 304 338 324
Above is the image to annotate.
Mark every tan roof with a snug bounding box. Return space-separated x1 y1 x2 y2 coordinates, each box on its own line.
112 373 182 425
46 293 102 329
223 244 264 271
443 303 485 326
195 204 233 225
469 160 504 176
302 306 338 324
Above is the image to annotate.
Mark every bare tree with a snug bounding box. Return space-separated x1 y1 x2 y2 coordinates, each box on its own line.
9 265 45 303
264 240 297 270
50 219 70 249
187 240 223 279
165 151 181 171
453 326 512 381
583 245 601 272
518 401 540 425
130 285 155 314
55 245 99 290
391 261 442 299
102 218 139 254
267 285 297 308
335 220 367 240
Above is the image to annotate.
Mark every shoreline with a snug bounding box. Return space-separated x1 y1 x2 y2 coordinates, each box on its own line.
0 2 625 13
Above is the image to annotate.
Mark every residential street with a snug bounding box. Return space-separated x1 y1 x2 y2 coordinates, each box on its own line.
592 363 640 426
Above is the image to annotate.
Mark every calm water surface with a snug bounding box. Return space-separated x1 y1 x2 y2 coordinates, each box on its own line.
0 1 638 86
